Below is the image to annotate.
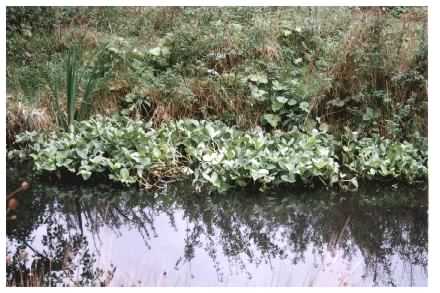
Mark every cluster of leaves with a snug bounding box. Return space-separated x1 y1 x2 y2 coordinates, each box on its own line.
8 116 186 187
7 7 80 68
340 129 427 183
165 120 340 192
9 116 427 192
245 67 315 130
6 7 83 35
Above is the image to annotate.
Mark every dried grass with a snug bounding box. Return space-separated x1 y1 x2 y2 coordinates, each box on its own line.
7 100 53 144
312 8 427 136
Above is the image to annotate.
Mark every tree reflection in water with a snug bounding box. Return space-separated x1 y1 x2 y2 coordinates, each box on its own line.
6 167 427 286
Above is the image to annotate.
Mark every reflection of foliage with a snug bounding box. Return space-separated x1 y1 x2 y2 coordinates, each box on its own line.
7 163 427 286
171 185 427 285
6 161 49 240
349 188 428 286
7 165 115 287
7 216 115 286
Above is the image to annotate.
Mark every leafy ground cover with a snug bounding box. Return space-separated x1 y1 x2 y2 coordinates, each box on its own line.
8 116 427 192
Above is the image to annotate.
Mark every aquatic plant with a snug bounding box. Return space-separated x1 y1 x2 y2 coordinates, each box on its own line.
8 116 186 189
340 129 427 183
8 116 427 192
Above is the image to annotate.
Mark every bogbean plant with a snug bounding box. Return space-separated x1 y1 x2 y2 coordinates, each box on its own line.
340 128 427 183
9 116 187 188
166 119 341 192
9 115 427 193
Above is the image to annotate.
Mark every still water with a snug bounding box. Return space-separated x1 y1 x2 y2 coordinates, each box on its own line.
6 163 428 286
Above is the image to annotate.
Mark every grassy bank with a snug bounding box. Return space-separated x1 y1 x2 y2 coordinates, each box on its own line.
6 7 428 191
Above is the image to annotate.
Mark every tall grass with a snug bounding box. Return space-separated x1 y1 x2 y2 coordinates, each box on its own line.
46 43 111 130
65 45 81 127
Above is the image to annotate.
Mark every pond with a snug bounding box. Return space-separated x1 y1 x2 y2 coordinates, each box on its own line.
6 163 428 287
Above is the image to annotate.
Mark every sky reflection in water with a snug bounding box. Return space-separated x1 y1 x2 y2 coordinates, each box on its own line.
7 165 427 286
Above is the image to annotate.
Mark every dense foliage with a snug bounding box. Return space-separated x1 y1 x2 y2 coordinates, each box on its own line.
6 7 428 191
7 7 427 136
9 116 427 192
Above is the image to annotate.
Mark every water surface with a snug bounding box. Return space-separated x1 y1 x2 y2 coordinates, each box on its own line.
6 163 428 286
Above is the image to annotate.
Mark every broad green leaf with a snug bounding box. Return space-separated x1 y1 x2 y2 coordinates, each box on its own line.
263 114 281 128
206 124 219 138
148 47 162 56
202 153 214 162
282 29 292 36
78 169 92 180
271 101 284 112
272 80 287 91
299 101 310 113
294 58 303 64
120 168 130 179
251 169 269 181
288 99 297 106
152 148 161 158
250 84 267 101
76 148 88 160
276 96 288 104
281 174 296 183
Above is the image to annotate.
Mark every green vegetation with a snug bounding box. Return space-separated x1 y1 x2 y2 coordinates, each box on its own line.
46 44 112 129
7 7 428 192
9 116 427 192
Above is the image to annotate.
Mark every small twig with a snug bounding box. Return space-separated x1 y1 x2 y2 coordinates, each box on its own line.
22 240 49 260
